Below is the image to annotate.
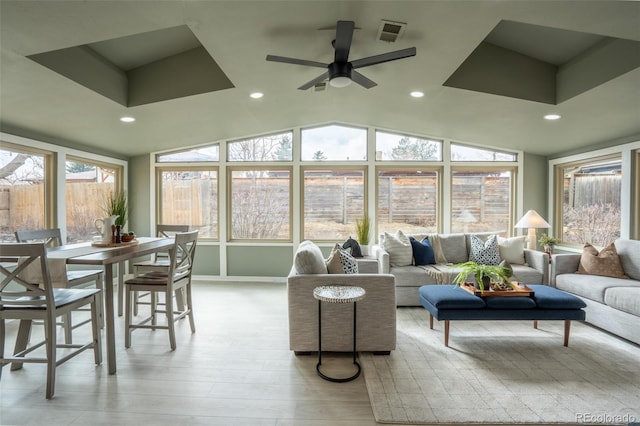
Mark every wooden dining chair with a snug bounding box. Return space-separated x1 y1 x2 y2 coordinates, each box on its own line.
15 228 104 343
131 224 190 315
124 230 198 350
0 243 102 399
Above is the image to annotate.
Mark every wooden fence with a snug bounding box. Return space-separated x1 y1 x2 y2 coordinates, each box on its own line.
4 173 617 242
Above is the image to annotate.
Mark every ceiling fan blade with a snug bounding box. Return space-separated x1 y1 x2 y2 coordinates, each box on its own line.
350 47 416 69
350 70 377 89
298 71 330 90
266 55 327 68
333 20 354 63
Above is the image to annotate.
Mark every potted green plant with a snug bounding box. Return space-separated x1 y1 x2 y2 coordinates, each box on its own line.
104 190 128 228
538 233 560 254
355 216 371 256
452 261 511 290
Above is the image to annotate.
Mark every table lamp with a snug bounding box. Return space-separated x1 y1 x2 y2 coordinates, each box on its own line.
515 209 551 250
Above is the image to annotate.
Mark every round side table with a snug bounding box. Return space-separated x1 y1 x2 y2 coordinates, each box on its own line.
313 285 366 383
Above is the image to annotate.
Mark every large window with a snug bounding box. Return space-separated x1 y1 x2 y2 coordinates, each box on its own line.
65 157 119 243
451 169 513 234
0 145 48 241
228 168 291 240
377 169 438 235
301 125 367 161
158 168 219 239
303 168 365 241
556 157 621 246
149 123 529 248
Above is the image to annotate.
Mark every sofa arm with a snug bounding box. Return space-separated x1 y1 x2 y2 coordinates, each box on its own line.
550 254 581 287
372 244 390 274
523 249 550 284
287 273 397 352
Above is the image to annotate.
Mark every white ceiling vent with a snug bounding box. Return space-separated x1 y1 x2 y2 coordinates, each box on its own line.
313 80 328 92
377 20 407 43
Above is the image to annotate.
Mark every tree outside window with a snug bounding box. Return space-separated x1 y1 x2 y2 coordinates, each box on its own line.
0 148 46 241
229 168 290 240
301 125 367 161
375 131 442 161
559 158 621 246
228 132 292 162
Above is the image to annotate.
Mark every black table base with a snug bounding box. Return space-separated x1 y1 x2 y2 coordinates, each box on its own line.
316 299 361 383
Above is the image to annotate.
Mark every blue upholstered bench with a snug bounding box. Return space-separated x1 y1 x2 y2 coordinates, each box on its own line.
419 284 586 347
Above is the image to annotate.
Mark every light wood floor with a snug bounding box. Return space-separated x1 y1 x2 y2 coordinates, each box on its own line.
0 281 381 426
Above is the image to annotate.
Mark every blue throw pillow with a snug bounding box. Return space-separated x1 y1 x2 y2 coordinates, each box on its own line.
409 236 436 265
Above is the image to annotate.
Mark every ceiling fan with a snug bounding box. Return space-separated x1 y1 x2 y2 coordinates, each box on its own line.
266 20 416 90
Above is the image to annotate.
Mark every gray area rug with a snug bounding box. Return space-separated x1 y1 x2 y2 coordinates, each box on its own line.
361 308 640 424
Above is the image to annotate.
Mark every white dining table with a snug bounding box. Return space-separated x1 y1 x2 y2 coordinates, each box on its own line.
47 237 174 374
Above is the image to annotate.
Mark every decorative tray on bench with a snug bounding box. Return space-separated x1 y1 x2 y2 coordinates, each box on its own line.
461 282 534 297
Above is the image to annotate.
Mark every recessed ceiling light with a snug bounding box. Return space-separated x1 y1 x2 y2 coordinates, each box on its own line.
544 113 561 120
410 91 424 98
120 116 135 123
250 92 264 99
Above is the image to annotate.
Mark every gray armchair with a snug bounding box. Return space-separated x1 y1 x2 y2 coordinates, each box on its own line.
287 272 396 354
287 241 396 354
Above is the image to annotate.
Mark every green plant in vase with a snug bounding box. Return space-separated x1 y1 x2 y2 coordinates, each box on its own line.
538 233 560 254
355 215 371 256
104 190 127 242
452 261 511 290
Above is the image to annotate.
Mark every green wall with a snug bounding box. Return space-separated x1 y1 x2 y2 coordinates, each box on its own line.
522 152 549 250
128 154 152 237
227 246 292 277
523 152 548 215
193 245 220 276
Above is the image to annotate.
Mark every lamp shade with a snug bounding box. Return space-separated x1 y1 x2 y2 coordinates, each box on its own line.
514 210 550 229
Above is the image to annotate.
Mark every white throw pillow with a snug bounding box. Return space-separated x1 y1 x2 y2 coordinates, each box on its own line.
469 234 501 265
382 230 413 267
498 236 527 265
294 240 328 274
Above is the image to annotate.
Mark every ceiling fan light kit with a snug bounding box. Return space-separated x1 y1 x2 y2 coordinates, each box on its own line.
266 20 416 90
330 76 351 88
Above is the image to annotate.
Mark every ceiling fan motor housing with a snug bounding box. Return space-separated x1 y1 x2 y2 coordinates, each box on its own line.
329 61 353 80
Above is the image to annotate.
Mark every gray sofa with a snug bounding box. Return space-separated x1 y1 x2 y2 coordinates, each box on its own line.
550 238 640 345
287 241 396 354
373 232 549 306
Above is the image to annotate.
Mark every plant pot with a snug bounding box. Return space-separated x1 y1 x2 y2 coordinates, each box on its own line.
360 244 370 257
476 275 491 290
544 244 554 254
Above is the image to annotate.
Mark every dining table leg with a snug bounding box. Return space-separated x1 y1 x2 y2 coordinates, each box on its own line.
104 264 117 374
117 261 124 317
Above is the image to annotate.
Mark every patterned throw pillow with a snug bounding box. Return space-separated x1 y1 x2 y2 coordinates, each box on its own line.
578 242 627 278
326 245 359 274
469 234 501 265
